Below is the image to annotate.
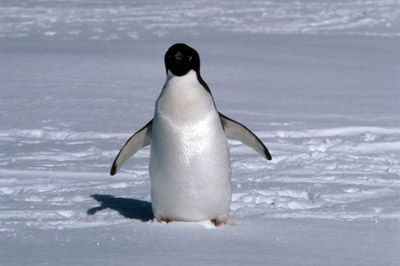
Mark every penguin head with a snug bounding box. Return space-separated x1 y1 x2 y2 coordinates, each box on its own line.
164 43 200 76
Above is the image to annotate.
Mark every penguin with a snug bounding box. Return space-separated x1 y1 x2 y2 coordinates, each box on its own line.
110 43 271 225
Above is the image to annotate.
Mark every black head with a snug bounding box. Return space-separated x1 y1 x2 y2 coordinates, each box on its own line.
164 43 201 76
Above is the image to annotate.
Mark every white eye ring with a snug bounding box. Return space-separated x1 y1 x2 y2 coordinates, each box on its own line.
188 56 192 60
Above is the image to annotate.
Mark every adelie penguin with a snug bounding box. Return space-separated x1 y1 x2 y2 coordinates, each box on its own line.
111 43 271 225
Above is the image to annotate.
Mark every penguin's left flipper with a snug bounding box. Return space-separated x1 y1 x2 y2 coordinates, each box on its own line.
110 119 153 176
219 113 272 161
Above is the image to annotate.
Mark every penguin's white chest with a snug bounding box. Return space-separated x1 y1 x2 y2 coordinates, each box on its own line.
149 71 231 222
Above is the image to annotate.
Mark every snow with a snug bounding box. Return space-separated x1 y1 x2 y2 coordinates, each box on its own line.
1 0 399 265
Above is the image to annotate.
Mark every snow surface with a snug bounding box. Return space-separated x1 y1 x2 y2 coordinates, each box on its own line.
1 0 399 265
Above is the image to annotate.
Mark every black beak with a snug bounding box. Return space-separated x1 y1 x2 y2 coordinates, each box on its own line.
175 51 183 61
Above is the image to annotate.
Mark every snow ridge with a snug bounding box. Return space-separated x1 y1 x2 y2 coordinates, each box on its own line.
0 0 399 40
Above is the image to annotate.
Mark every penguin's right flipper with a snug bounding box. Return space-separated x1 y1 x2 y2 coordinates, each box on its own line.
110 119 153 176
219 113 272 161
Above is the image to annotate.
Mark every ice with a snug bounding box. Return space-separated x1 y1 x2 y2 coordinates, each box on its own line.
1 0 400 265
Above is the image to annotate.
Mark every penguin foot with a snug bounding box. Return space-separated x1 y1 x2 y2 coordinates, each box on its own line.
159 218 172 224
211 219 225 227
211 215 228 227
212 220 236 227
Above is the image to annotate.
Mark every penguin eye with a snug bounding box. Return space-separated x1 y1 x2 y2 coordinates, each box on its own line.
188 55 192 61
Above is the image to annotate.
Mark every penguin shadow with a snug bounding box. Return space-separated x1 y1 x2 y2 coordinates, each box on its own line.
87 194 154 222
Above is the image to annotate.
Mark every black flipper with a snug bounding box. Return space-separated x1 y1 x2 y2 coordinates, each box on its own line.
110 119 153 175
219 113 271 160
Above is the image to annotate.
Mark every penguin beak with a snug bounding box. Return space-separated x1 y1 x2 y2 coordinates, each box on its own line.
175 51 183 62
